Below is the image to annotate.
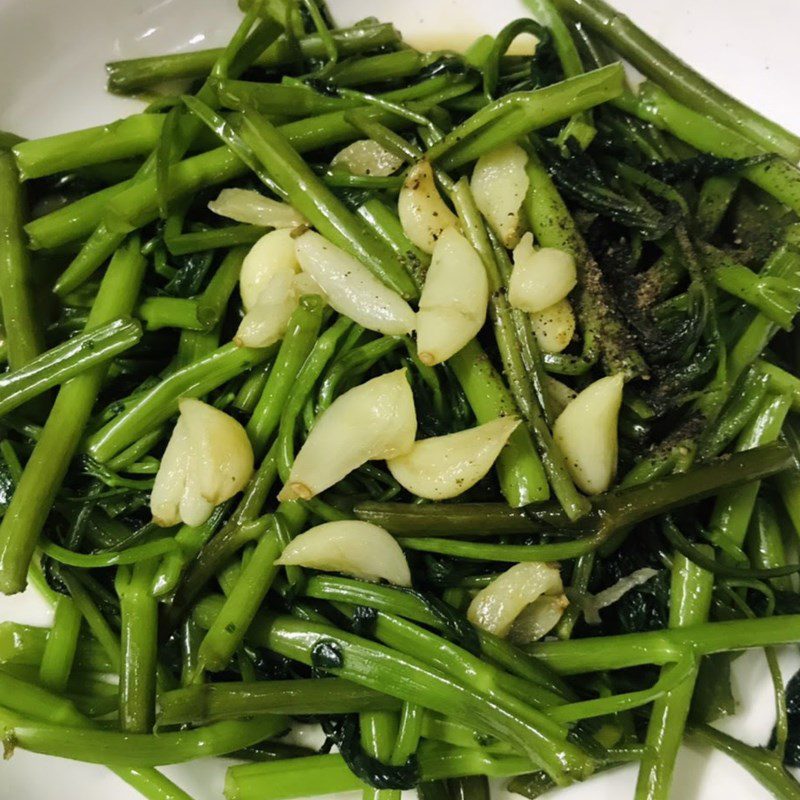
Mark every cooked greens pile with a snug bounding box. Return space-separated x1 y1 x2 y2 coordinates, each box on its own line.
2 0 800 798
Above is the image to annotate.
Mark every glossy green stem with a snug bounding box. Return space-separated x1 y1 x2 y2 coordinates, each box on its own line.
87 341 274 463
0 671 194 800
157 678 399 726
0 318 141 418
196 504 306 674
526 615 800 674
247 296 325 456
618 82 800 216
193 603 592 782
0 151 43 369
428 65 624 169
106 23 400 93
240 109 417 299
449 340 549 508
0 237 146 594
553 0 800 161
224 743 534 800
635 552 714 800
117 559 160 732
38 595 82 693
687 725 800 800
0 705 288 767
13 114 166 180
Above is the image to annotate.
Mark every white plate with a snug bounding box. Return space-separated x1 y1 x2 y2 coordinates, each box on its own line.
1 1 799 798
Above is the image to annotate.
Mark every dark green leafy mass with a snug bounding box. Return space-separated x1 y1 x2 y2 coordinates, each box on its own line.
1 0 800 799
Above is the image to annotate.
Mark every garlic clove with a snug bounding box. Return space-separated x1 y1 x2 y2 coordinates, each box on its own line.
545 376 578 417
279 369 417 501
509 235 577 314
398 160 459 254
208 188 307 230
235 301 298 349
387 417 519 500
471 142 529 248
152 399 254 527
239 228 301 312
507 594 569 644
530 298 576 354
275 520 411 586
416 227 489 365
553 373 624 495
331 140 405 177
294 230 415 335
467 562 564 638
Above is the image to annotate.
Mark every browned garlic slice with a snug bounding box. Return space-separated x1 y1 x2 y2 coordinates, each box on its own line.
471 142 529 248
208 188 307 229
275 520 411 586
398 160 459 254
553 374 624 495
151 399 254 528
278 369 417 501
530 298 576 354
387 417 519 500
467 562 566 639
294 231 415 335
416 227 489 365
331 140 405 177
509 235 576 314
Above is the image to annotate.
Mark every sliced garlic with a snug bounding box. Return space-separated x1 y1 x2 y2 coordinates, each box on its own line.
509 235 577 314
208 188 307 229
398 160 459 254
530 298 576 354
275 520 411 586
471 142 529 248
239 228 301 312
331 140 405 177
294 230 415 335
508 595 569 644
582 567 659 626
545 376 578 417
467 562 564 638
416 227 489 365
151 399 254 528
553 373 624 495
387 417 519 500
279 369 417 501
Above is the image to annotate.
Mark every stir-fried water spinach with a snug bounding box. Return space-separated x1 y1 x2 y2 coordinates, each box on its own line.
1 1 800 799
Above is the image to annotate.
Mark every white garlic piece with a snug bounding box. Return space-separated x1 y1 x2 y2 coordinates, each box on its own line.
553 374 624 495
416 227 489 366
208 188 307 229
235 266 299 348
151 399 254 528
279 369 417 501
331 140 405 177
530 298 576 354
239 228 301 312
507 595 569 644
471 142 529 248
467 562 565 638
398 160 459 254
545 376 578 417
387 417 519 500
509 235 577 314
294 231 415 335
275 520 411 586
